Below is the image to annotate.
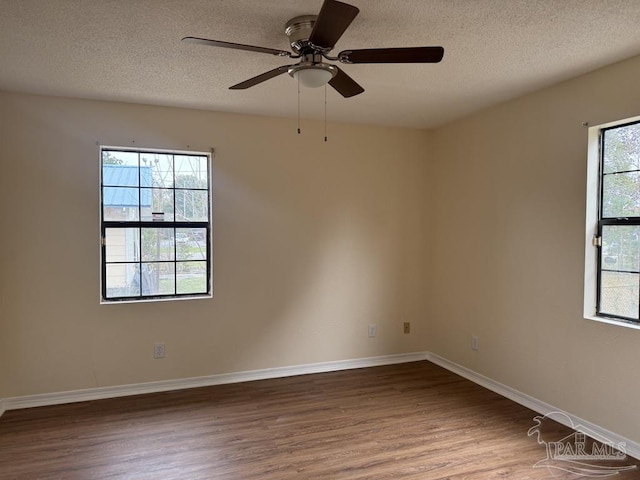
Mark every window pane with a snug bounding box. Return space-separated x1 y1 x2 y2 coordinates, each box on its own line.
602 225 640 273
141 228 175 261
175 189 208 221
176 228 207 261
191 227 207 246
177 261 207 294
603 123 640 174
176 228 207 260
602 171 640 218
105 228 139 263
106 263 140 298
600 271 639 320
102 152 139 186
103 187 140 221
141 263 175 296
175 228 191 260
141 153 174 188
175 155 208 188
140 188 174 221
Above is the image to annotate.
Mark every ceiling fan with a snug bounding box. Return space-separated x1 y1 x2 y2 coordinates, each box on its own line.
182 0 444 98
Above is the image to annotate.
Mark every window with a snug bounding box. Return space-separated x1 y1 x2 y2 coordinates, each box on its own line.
585 118 640 325
100 147 212 302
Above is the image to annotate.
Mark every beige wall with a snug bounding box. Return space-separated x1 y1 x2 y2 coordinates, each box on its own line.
0 92 431 399
2 53 640 445
430 54 640 443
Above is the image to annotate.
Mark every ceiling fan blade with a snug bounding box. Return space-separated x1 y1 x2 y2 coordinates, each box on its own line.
339 46 444 64
308 0 359 49
329 67 364 98
182 37 292 57
229 65 293 90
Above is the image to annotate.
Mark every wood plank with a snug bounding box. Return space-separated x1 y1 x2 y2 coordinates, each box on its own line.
0 361 637 479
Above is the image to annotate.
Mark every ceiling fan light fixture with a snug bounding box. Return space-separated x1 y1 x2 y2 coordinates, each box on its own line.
289 63 337 88
294 68 333 88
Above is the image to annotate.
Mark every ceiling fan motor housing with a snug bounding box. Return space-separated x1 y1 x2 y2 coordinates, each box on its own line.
285 15 338 86
284 15 318 54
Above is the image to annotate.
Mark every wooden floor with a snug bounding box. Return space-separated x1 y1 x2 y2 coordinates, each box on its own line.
0 361 637 479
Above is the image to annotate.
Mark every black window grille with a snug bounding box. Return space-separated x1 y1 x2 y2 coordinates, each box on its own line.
100 147 212 302
596 121 640 323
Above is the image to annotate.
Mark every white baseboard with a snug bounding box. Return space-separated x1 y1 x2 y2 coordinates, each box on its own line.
426 352 640 460
0 351 428 415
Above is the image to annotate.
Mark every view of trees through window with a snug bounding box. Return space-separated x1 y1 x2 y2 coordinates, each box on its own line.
598 122 640 321
101 148 211 302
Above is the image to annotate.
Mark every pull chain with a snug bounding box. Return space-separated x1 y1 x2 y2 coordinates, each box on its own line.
324 84 328 142
297 76 301 135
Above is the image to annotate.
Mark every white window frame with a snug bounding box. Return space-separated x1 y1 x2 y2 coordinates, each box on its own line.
584 117 640 330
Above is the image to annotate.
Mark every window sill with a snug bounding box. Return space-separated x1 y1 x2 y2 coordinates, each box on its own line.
584 314 640 331
100 293 212 305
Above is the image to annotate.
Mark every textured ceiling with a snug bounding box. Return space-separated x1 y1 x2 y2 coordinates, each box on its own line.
2 0 640 129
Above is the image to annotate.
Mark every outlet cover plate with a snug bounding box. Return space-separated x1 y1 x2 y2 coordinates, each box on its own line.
368 324 377 337
154 342 166 359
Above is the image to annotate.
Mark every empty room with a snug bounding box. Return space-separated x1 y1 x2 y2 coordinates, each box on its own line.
1 1 640 478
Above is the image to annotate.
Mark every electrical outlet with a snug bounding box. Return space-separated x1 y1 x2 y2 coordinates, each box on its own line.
154 342 166 359
403 322 411 334
471 335 479 351
368 324 377 337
